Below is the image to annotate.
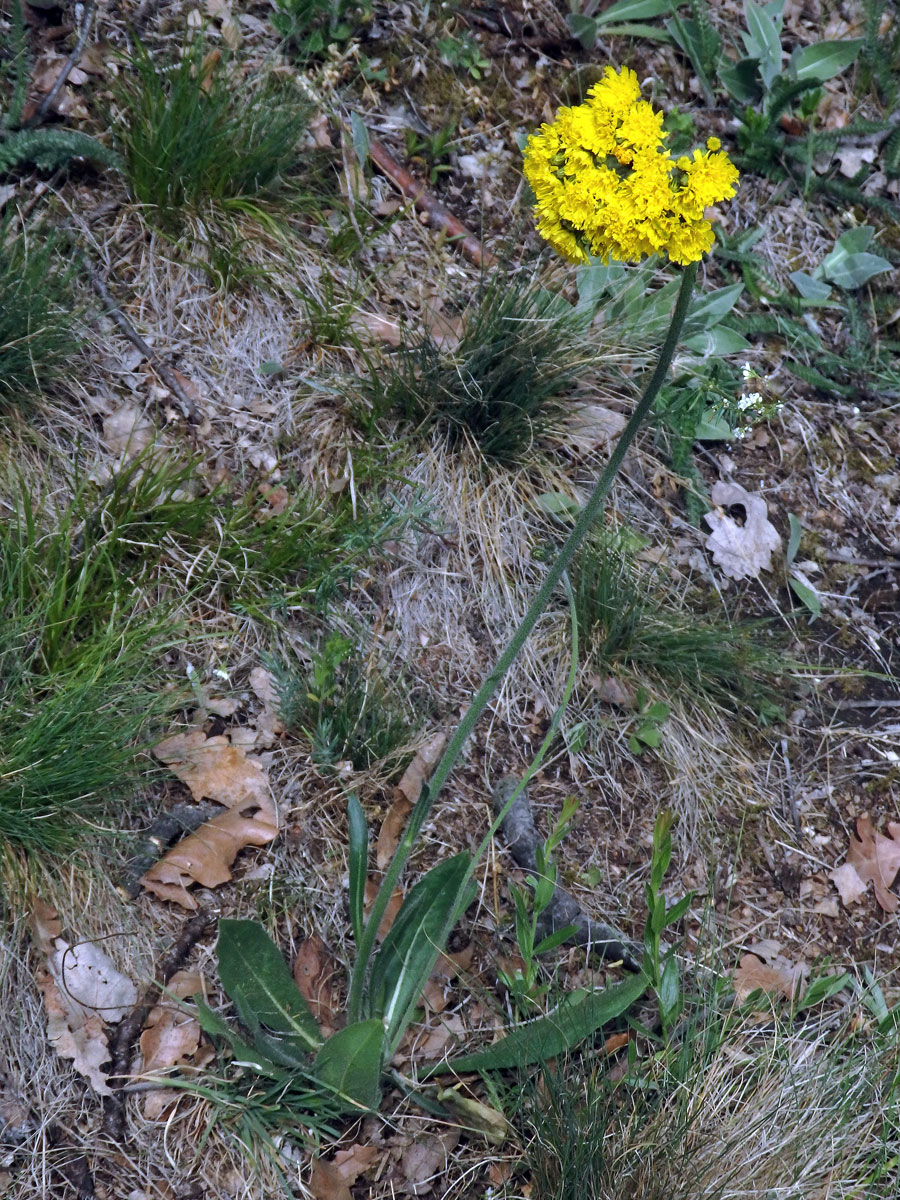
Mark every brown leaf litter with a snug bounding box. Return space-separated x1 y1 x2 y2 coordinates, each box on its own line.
704 481 782 581
29 900 138 1095
829 815 900 913
141 729 277 909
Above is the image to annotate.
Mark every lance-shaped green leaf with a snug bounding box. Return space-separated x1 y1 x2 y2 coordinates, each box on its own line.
217 918 322 1050
368 852 474 1047
347 793 368 947
427 971 648 1075
314 1019 384 1110
791 39 863 83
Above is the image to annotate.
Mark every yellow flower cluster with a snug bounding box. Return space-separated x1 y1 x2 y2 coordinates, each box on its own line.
523 67 739 265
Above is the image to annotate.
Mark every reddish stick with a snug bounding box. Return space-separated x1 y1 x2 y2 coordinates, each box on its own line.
368 135 497 269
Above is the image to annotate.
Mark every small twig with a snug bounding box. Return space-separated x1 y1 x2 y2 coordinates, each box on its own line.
25 0 96 129
367 134 497 269
781 737 800 835
492 776 642 972
102 911 215 1141
83 258 201 422
833 698 900 709
823 549 900 569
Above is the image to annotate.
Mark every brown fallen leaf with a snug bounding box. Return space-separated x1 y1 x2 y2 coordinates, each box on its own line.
139 971 203 1119
376 793 412 871
310 1144 381 1200
399 1128 460 1196
292 936 339 1037
733 952 807 1003
563 402 627 456
829 815 900 912
376 733 448 871
102 405 156 458
140 808 277 910
352 310 403 346
29 903 138 1095
704 481 782 581
153 731 275 820
396 732 448 806
364 879 404 940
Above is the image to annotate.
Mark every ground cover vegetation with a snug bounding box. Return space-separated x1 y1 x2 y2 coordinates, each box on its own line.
1 0 899 1195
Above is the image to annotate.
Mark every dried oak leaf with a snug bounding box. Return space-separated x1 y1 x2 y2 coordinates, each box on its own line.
139 971 203 1120
376 732 447 870
704 481 782 581
29 903 138 1095
829 815 900 912
142 731 277 909
733 952 807 1003
292 936 339 1037
310 1144 381 1200
153 731 275 819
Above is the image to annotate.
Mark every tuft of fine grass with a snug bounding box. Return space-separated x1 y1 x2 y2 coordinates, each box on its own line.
0 478 176 854
361 270 591 464
511 972 900 1200
111 37 312 226
571 530 786 718
0 218 81 409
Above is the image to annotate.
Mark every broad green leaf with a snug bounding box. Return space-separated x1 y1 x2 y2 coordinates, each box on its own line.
315 1019 384 1109
743 0 782 87
834 226 875 253
665 892 694 925
217 919 322 1050
664 15 721 70
349 111 370 166
789 270 832 302
535 492 580 518
682 326 752 356
694 412 734 440
786 512 803 565
659 955 681 1017
792 39 863 82
595 0 671 23
431 972 648 1074
789 576 821 620
718 56 763 103
369 853 474 1045
823 250 891 290
347 793 368 947
566 11 598 49
533 923 578 955
684 283 744 336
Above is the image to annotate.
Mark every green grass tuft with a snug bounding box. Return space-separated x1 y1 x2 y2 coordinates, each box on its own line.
361 271 590 464
571 531 786 718
0 219 82 408
111 36 312 224
266 632 419 771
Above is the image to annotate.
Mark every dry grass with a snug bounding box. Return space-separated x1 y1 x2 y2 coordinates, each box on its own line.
2 0 899 1195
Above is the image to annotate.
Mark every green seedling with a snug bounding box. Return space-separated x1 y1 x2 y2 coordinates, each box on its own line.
403 123 457 184
628 694 670 756
497 795 581 1017
437 30 490 79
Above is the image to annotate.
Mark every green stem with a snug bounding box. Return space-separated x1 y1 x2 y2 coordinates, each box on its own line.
347 260 699 1022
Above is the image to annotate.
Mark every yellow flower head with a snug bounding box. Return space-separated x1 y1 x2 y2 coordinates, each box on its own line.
523 67 740 265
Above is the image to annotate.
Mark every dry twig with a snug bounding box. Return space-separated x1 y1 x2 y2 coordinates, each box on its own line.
102 911 215 1141
368 135 497 269
83 258 201 422
25 0 97 129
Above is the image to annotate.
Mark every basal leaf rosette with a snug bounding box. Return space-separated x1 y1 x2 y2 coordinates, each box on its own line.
524 67 739 265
